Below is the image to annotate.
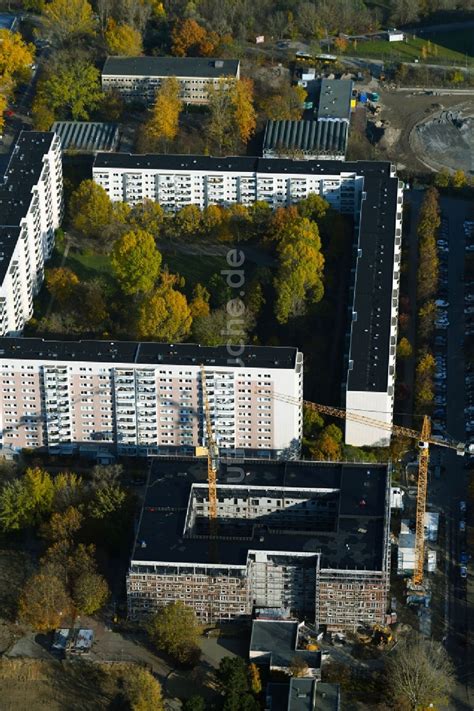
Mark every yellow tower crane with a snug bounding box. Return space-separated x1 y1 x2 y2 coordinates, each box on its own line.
271 392 465 586
200 365 219 540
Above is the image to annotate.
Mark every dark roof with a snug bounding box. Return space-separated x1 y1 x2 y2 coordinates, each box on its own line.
250 620 320 670
93 152 393 178
347 175 399 392
0 337 298 369
0 132 56 281
0 131 55 227
131 459 389 571
265 680 340 711
317 79 353 121
102 56 239 79
52 122 119 152
263 119 348 157
0 13 17 30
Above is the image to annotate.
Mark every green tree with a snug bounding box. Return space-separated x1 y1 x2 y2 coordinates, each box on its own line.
72 570 109 614
69 180 113 238
260 83 307 120
89 483 126 519
434 168 450 188
397 337 413 358
111 229 162 295
34 58 102 120
309 424 343 461
42 0 96 45
183 696 206 711
137 280 192 341
192 307 251 347
218 657 251 694
174 204 202 239
129 199 164 236
18 572 72 631
0 479 32 531
148 601 201 661
297 193 329 221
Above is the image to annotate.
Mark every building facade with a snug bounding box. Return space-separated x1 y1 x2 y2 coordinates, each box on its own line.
0 339 302 457
127 459 391 631
93 154 403 446
0 132 63 336
102 56 240 104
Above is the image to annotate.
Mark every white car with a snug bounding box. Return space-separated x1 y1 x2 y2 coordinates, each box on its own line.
460 501 467 513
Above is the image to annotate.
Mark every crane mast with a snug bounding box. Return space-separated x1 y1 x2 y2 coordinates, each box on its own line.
200 366 218 535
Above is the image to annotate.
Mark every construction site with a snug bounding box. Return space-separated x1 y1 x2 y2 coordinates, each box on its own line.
127 458 392 630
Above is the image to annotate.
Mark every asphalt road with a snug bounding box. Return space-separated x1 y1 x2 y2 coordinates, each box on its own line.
429 196 474 709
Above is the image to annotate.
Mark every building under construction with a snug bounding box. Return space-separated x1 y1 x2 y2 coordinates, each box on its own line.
127 458 391 630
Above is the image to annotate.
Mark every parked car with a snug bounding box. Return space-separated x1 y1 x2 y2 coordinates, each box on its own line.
460 500 467 513
460 551 469 564
460 565 468 579
459 520 466 532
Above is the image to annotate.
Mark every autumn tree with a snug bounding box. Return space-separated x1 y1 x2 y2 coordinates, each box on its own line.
334 36 348 53
416 187 440 304
397 337 413 358
105 18 143 55
74 280 109 331
174 204 202 239
111 229 162 295
189 283 211 319
386 633 454 710
452 169 468 189
0 30 35 84
434 168 450 188
232 78 257 144
46 267 80 305
136 277 192 341
171 18 217 57
290 656 309 677
148 601 201 662
206 77 238 154
260 83 307 121
147 76 182 144
42 0 96 45
69 180 113 238
248 663 262 695
18 572 72 631
34 57 102 121
271 215 324 323
0 467 57 532
72 569 109 614
309 424 343 461
123 667 165 711
42 506 83 542
418 300 436 343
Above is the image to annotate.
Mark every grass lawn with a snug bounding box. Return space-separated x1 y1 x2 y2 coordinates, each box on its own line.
423 28 474 58
161 251 230 286
350 35 474 65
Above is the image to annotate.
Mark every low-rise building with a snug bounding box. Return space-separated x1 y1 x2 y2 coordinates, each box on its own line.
127 458 391 630
250 619 321 677
0 131 63 335
265 680 341 711
52 122 120 153
101 56 240 104
263 119 348 161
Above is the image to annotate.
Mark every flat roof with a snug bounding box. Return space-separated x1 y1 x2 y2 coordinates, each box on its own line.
102 56 239 79
265 680 340 711
131 459 389 571
0 132 56 281
250 620 320 669
347 175 398 392
0 338 298 369
317 79 353 121
52 122 119 152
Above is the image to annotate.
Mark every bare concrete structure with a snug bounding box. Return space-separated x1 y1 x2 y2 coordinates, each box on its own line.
127 459 391 631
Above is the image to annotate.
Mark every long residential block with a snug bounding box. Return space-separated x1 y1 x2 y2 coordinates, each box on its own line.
93 154 403 446
0 338 302 457
127 458 392 630
0 131 63 335
101 56 240 104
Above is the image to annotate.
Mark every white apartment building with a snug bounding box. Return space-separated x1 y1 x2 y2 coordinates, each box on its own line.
0 339 303 457
102 56 240 104
93 154 402 446
0 131 63 335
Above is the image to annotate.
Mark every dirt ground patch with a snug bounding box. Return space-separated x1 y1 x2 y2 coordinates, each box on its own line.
367 89 474 172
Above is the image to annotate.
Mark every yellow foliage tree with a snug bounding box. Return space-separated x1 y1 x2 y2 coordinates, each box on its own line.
123 666 165 711
18 572 72 631
46 267 80 304
248 663 262 695
43 0 96 44
0 93 7 134
137 280 192 341
189 283 210 319
334 36 348 53
0 30 35 83
452 169 468 188
105 19 143 56
232 78 257 144
171 18 214 57
147 76 182 143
